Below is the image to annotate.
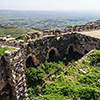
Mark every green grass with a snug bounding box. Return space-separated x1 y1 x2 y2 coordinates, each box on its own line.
0 46 9 56
26 49 100 100
0 45 15 56
0 25 40 37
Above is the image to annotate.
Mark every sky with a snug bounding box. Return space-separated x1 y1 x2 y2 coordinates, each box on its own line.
0 0 100 11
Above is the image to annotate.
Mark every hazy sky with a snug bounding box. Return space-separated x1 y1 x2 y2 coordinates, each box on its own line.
0 0 100 11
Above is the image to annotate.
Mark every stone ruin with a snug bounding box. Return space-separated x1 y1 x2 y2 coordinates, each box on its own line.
12 20 100 41
0 21 100 100
43 20 100 37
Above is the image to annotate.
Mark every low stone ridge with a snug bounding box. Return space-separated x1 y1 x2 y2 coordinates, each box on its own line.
43 20 100 37
0 20 100 100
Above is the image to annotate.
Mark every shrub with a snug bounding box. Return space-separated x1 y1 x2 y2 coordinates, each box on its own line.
18 35 25 39
78 73 100 84
0 47 10 56
79 87 100 100
27 87 35 100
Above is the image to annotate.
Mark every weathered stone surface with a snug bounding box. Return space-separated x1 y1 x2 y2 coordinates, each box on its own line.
98 79 100 83
4 51 11 56
79 69 86 74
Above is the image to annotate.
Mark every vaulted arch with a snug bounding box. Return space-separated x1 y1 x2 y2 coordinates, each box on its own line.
84 50 88 54
68 45 73 54
25 54 39 68
46 47 58 61
26 56 35 68
49 49 56 59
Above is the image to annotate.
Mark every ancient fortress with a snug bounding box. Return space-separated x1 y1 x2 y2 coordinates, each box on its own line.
0 20 100 100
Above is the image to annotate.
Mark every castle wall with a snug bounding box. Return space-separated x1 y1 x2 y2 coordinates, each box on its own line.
0 39 25 48
26 33 75 64
26 33 100 65
74 33 100 55
0 57 7 91
0 57 10 100
0 47 28 100
0 33 100 99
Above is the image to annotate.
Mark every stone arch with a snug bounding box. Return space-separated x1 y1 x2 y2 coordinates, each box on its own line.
68 45 73 53
46 47 58 60
84 50 88 54
49 49 56 59
25 54 39 68
67 45 74 54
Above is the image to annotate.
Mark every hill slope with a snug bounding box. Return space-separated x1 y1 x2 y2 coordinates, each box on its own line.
0 25 40 37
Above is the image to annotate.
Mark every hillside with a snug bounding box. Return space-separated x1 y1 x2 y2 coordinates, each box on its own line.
0 24 40 37
0 10 100 30
25 49 100 100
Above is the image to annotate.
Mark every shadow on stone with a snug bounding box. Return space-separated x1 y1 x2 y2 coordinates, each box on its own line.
26 56 36 68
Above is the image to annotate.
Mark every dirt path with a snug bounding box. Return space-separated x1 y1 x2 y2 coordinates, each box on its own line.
79 30 100 39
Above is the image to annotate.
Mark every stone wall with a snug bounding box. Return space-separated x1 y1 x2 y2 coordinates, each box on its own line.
43 24 100 37
0 56 11 100
74 33 100 54
25 33 100 67
0 47 28 100
42 19 100 37
0 39 24 48
26 33 75 64
0 57 7 91
0 32 100 100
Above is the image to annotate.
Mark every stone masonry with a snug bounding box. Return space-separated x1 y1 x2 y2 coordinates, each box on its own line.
0 46 28 100
0 30 100 99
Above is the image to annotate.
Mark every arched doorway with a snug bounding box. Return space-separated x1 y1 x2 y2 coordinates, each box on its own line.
66 45 83 62
68 45 73 54
25 54 39 69
49 49 56 59
84 50 88 54
26 56 35 68
46 48 58 61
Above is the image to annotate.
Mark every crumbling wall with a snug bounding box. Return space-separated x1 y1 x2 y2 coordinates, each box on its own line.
0 57 10 100
26 33 75 65
0 47 28 100
73 33 100 55
0 57 7 91
0 32 100 100
26 33 100 66
0 39 25 48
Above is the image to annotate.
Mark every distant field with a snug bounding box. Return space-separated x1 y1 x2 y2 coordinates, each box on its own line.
0 10 100 31
0 25 40 37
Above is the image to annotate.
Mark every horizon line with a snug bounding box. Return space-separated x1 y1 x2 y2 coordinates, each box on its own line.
0 9 100 12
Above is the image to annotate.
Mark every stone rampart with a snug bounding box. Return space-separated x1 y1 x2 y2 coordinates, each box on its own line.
0 32 100 100
0 47 28 100
25 33 100 67
0 57 7 91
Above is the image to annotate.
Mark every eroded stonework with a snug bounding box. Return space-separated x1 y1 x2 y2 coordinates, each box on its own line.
0 31 100 100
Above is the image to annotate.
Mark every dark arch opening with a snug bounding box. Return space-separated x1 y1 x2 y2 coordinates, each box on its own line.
26 56 35 68
65 45 83 64
48 49 56 61
49 49 55 59
85 50 88 54
68 46 73 53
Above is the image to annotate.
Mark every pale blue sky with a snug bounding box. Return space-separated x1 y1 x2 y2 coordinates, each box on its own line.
0 0 100 11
